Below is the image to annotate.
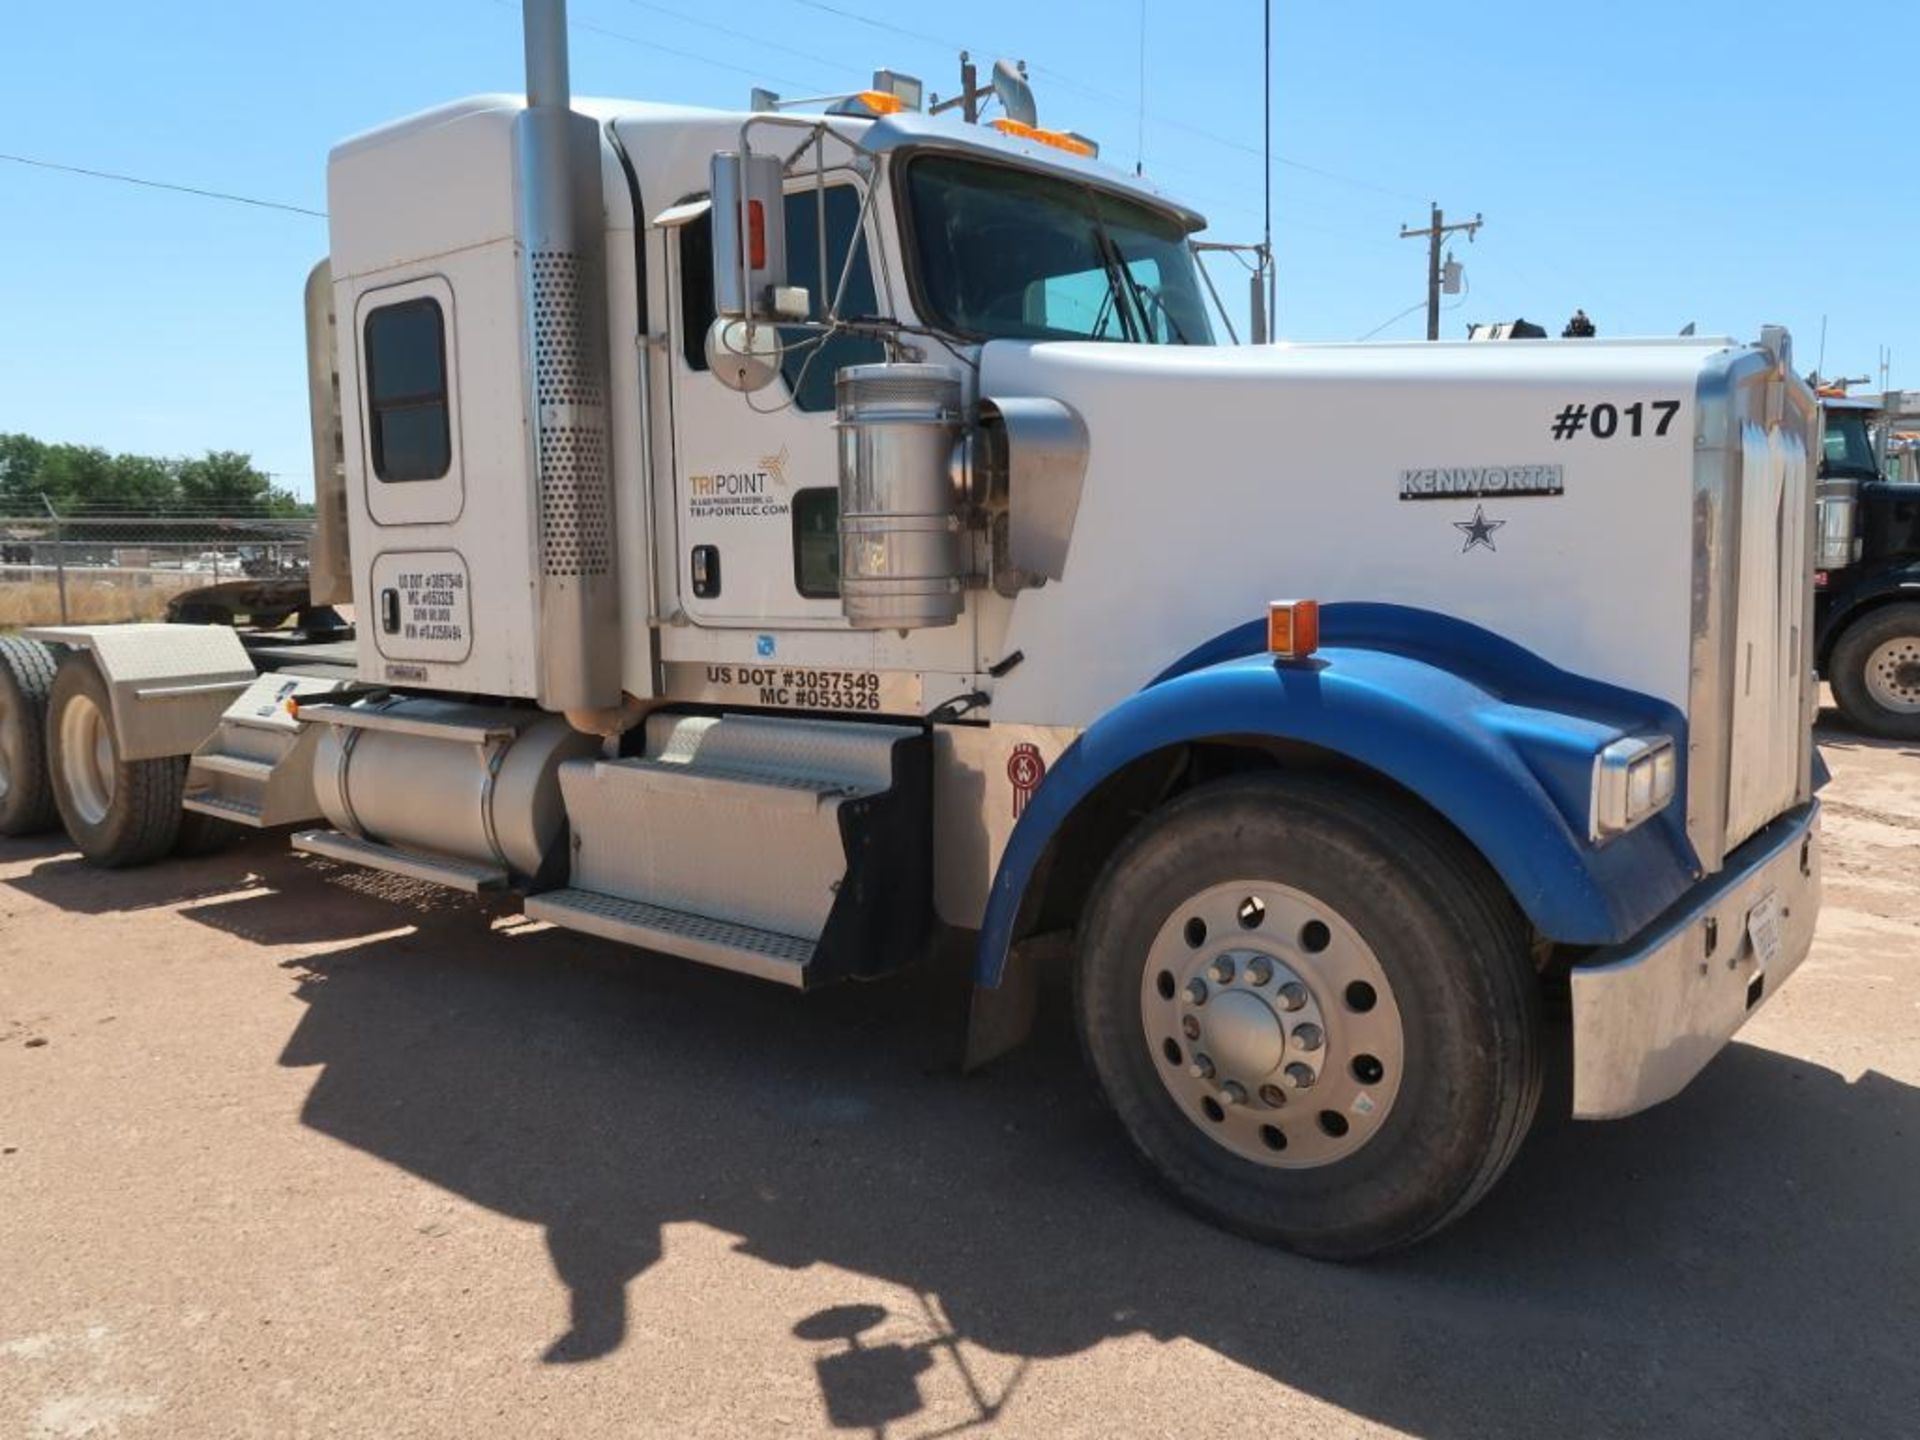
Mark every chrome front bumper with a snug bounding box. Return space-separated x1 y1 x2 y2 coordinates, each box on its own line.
1570 801 1821 1119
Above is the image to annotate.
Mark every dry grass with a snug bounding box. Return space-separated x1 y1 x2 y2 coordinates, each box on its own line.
0 574 199 627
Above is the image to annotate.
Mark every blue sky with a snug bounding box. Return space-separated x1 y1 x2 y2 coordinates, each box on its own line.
2 0 1913 497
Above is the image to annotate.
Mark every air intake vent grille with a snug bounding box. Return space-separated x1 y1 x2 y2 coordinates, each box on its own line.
538 423 611 577
530 249 610 578
530 251 602 408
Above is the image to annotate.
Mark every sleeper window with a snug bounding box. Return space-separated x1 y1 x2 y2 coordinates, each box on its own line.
364 298 451 482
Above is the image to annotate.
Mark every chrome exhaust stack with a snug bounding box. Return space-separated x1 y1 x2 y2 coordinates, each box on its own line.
516 0 619 712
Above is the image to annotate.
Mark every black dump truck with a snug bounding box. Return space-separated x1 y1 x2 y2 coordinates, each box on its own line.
1816 391 1920 737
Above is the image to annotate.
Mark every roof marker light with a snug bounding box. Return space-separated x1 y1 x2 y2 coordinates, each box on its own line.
989 118 1098 158
1267 600 1320 661
828 90 907 117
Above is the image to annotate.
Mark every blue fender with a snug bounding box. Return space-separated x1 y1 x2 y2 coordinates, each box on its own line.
976 605 1699 986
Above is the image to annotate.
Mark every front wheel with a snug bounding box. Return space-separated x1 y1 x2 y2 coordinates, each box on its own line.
1828 602 1920 740
1076 772 1542 1259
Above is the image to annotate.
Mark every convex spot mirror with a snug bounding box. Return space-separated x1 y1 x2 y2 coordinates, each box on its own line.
706 317 782 394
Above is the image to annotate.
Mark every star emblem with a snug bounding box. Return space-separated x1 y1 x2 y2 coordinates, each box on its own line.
1453 504 1506 553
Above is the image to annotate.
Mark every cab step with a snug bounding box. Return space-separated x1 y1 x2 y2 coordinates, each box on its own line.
529 712 932 985
183 673 354 828
291 828 510 893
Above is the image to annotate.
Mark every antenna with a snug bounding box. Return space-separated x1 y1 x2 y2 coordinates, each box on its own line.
1136 0 1147 176
1262 0 1274 340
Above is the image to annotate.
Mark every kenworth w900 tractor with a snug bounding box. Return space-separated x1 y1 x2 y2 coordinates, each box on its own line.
0 0 1822 1256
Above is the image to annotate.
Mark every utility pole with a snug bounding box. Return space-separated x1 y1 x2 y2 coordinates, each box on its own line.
1399 202 1482 340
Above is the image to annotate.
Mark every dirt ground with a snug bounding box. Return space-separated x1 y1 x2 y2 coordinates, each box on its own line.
2 708 1915 1439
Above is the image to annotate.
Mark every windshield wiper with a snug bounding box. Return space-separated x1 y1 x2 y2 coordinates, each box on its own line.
1088 212 1145 343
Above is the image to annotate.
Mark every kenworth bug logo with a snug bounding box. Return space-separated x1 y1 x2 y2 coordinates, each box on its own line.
1008 743 1046 818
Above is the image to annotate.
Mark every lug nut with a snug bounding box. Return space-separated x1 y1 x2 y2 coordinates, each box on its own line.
1185 978 1208 1006
1181 1014 1201 1041
1284 1062 1316 1090
1188 1054 1216 1081
1258 1084 1286 1107
1245 956 1274 986
1277 982 1308 1012
1221 1081 1248 1106
1209 956 1236 985
1291 1022 1324 1052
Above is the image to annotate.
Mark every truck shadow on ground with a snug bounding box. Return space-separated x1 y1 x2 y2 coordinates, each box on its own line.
1816 709 1920 762
10 833 1918 1436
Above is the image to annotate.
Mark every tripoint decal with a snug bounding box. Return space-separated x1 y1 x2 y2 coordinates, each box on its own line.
686 444 794 519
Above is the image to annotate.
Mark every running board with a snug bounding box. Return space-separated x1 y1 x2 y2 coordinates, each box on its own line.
291 829 510 893
523 888 813 987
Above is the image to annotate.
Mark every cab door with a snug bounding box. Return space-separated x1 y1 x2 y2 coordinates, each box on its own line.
664 179 886 627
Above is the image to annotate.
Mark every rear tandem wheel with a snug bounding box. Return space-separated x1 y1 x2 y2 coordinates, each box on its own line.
0 635 60 836
45 650 190 867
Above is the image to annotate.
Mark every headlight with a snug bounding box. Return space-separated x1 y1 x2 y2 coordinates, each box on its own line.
1591 735 1677 841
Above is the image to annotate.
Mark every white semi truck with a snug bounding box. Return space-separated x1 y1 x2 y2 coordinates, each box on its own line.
0 3 1824 1256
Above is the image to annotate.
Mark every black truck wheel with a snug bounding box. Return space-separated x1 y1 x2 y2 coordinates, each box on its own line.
1075 772 1542 1259
46 651 186 867
0 636 60 836
1829 602 1920 741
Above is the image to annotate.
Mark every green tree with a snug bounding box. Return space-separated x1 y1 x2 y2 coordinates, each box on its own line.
176 451 277 510
0 433 49 508
0 435 310 516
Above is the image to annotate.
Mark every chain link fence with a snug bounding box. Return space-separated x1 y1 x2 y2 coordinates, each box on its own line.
0 500 314 627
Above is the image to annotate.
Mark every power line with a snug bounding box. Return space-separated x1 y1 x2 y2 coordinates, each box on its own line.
771 0 1423 203
782 0 965 53
487 0 832 93
616 0 863 84
1355 300 1427 341
0 152 325 219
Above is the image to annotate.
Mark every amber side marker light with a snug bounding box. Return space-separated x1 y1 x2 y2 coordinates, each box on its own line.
1267 599 1320 660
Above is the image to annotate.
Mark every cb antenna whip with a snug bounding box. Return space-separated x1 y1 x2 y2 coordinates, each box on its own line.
1262 0 1275 340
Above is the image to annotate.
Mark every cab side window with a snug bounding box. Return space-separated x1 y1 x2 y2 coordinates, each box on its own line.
679 184 885 411
363 298 451 482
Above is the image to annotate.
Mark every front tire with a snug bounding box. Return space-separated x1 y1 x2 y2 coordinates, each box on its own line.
1829 602 1920 740
1076 772 1542 1258
47 652 187 867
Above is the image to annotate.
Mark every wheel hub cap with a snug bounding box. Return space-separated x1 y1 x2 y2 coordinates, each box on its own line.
1141 881 1405 1169
1865 636 1920 714
58 693 115 827
1201 985 1289 1078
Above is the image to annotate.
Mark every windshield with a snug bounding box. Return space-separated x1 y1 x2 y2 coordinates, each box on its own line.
902 154 1213 345
1822 408 1879 479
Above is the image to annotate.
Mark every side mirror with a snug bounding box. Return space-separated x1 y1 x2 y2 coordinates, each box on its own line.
711 151 789 320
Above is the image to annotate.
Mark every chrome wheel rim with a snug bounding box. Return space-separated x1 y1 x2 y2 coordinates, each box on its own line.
58 692 116 827
1140 880 1405 1169
1864 636 1920 714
